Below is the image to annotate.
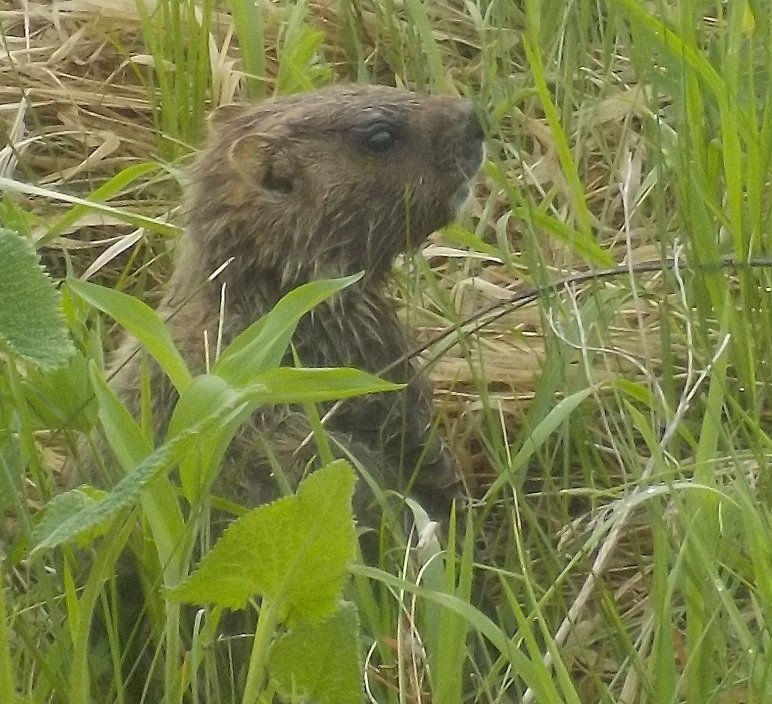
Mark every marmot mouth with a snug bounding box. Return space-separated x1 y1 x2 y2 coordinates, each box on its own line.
450 181 473 215
451 142 485 214
466 140 485 173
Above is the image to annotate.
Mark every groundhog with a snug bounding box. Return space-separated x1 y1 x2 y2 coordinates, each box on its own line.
101 83 484 521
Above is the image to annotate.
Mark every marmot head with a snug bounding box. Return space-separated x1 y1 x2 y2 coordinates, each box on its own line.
188 84 484 285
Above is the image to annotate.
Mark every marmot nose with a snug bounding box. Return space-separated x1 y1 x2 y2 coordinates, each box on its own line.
461 102 485 143
459 101 485 169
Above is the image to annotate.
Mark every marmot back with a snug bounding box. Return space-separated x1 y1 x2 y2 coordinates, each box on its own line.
105 83 485 519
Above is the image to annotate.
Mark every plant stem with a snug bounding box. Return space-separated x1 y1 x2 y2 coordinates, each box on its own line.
242 597 283 704
0 559 14 704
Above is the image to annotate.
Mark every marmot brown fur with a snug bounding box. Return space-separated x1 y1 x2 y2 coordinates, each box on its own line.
102 83 484 520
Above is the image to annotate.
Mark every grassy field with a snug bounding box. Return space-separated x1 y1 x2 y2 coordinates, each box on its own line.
2 0 772 702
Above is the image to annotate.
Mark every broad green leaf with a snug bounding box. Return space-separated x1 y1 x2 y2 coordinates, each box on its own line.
167 460 356 621
271 602 362 704
214 274 363 386
0 228 74 368
243 367 401 404
167 373 248 503
67 278 192 392
167 374 242 438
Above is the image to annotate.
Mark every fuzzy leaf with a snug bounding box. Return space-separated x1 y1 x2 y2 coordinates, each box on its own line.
32 416 210 555
32 487 110 548
0 228 74 368
167 460 356 620
271 602 362 704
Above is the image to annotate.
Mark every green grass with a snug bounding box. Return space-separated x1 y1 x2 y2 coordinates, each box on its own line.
2 0 772 702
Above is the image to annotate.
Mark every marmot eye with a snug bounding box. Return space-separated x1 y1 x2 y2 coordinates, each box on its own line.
362 127 399 154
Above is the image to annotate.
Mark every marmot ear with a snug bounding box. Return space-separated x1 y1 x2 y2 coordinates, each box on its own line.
226 134 296 196
207 103 249 131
